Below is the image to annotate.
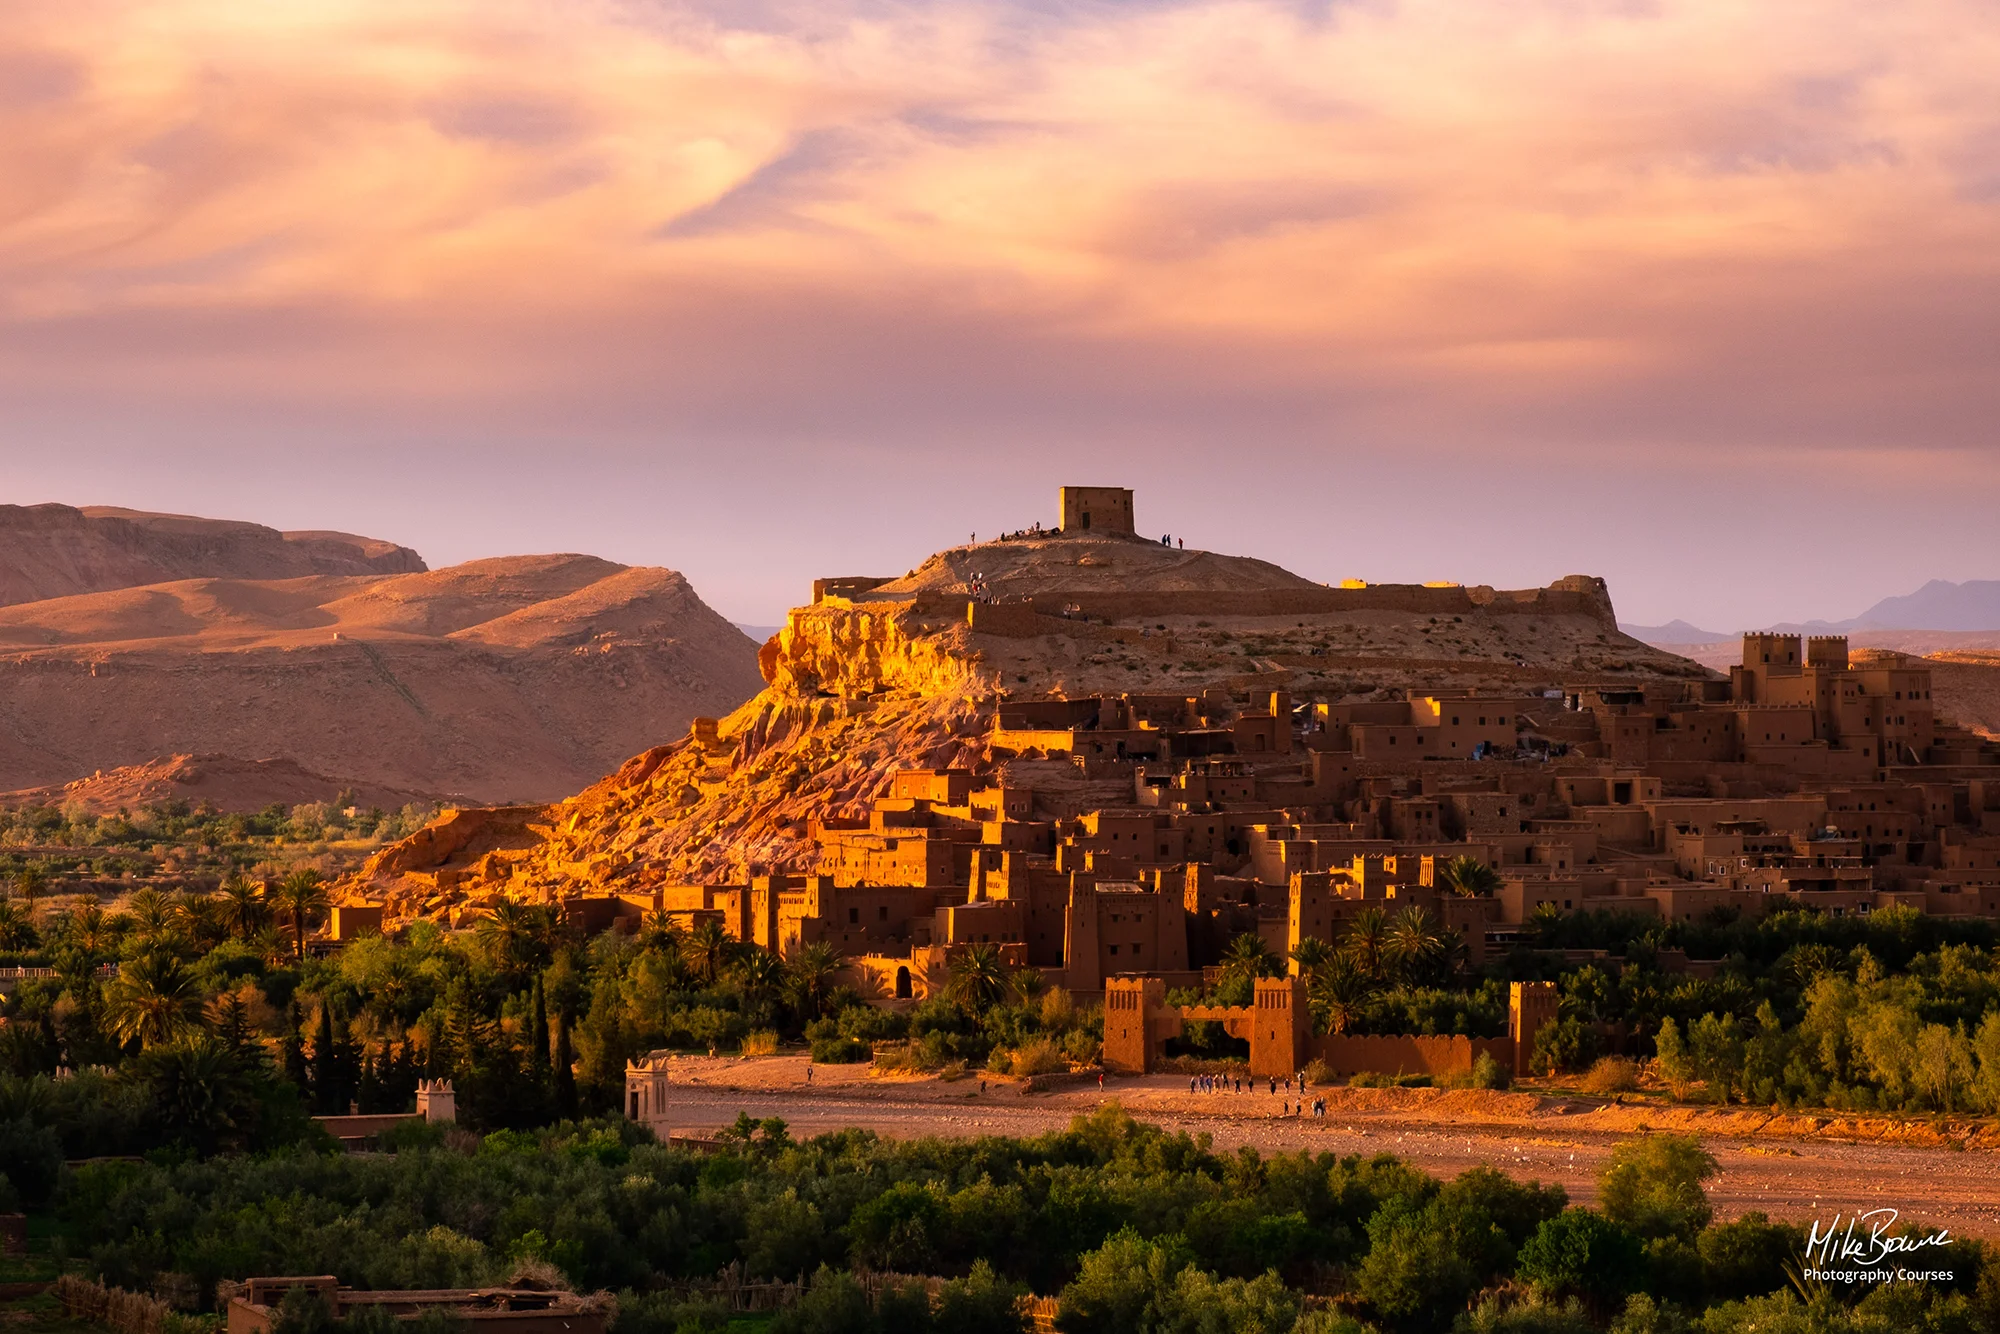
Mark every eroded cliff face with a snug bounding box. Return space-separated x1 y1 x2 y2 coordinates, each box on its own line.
344 539 1705 920
344 596 1001 917
761 598 996 700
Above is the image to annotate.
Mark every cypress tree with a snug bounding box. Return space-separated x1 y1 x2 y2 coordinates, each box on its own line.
313 1001 337 1113
529 975 552 1086
283 1000 309 1090
553 1007 576 1119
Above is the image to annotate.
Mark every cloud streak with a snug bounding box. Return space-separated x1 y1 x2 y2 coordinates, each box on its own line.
1 0 1997 626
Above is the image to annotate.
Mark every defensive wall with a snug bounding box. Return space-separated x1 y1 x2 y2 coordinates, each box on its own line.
1105 976 1557 1080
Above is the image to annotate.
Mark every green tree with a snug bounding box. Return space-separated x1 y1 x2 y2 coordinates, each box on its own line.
103 953 203 1049
1438 855 1503 898
0 899 38 951
476 899 562 987
1345 907 1390 983
1653 1019 1695 1101
274 869 329 961
217 874 270 940
946 942 1014 1013
1288 936 1334 983
1598 1136 1716 1242
787 942 843 1019
1307 956 1373 1036
1515 1209 1645 1308
1386 905 1449 985
687 919 736 984
1687 1013 1745 1104
1219 933 1279 985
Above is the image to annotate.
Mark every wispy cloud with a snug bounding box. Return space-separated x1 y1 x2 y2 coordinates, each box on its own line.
1 0 1997 626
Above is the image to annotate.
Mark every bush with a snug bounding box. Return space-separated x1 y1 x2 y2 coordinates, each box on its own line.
1598 1136 1717 1242
741 1031 779 1058
1515 1209 1645 1305
1349 1073 1431 1089
1442 1053 1512 1090
1582 1057 1639 1097
1004 1038 1067 1077
811 1037 871 1064
0 1114 62 1204
1531 1018 1602 1076
1695 1211 1804 1301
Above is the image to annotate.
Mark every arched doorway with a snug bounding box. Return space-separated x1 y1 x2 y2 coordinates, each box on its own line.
895 966 912 999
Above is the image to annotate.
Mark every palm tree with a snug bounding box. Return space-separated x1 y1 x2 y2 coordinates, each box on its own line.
476 899 561 985
0 900 37 951
126 887 178 939
1289 935 1335 983
136 1032 255 1155
12 865 45 912
217 874 269 940
1219 933 1279 984
945 941 1013 1012
1437 855 1503 898
1344 906 1390 983
786 942 842 1019
64 900 113 958
639 909 687 958
687 919 736 985
1386 905 1448 985
103 953 203 1048
730 946 789 1009
273 869 329 960
1307 956 1375 1035
177 890 227 949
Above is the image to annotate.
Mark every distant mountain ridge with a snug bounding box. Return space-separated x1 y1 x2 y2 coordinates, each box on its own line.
0 503 427 607
1626 578 2000 645
0 507 766 806
1618 619 1730 643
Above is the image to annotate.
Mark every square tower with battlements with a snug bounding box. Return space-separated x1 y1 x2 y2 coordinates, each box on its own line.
1059 486 1135 535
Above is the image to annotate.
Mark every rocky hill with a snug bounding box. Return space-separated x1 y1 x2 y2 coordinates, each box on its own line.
0 754 446 817
0 547 766 806
0 504 426 606
343 528 1705 919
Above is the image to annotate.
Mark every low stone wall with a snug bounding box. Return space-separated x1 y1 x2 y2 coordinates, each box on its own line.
1306 1034 1514 1078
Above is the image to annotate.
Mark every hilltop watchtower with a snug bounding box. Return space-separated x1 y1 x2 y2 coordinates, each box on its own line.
1059 486 1135 535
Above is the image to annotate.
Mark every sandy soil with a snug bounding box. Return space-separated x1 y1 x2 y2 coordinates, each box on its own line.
648 1055 2000 1239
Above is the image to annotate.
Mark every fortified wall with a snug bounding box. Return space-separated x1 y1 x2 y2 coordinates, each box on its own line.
1104 977 1557 1080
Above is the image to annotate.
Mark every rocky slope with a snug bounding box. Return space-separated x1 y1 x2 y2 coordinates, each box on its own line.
0 504 426 606
0 551 766 805
0 754 446 816
343 530 1704 919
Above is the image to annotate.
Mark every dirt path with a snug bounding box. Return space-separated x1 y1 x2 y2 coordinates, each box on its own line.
649 1056 2000 1239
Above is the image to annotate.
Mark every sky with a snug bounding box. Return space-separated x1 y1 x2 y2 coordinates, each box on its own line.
1 0 1997 631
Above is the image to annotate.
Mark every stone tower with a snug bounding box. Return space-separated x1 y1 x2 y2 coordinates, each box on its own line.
1059 487 1135 535
1508 981 1559 1077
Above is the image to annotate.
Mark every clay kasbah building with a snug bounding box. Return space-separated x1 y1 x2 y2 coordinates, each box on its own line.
589 489 2000 1120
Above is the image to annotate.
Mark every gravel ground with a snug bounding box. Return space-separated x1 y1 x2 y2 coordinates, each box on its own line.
648 1055 2000 1238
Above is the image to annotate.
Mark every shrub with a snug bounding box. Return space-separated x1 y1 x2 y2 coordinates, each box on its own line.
1598 1136 1717 1242
1515 1209 1646 1305
1008 1038 1067 1077
1301 1057 1334 1085
1583 1057 1640 1097
811 1037 871 1064
1442 1053 1512 1090
1348 1072 1431 1089
741 1031 779 1058
1531 1018 1602 1076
